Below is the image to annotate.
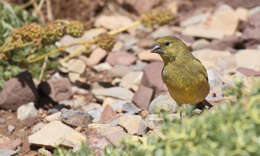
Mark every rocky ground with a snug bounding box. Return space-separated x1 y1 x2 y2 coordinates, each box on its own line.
1 0 260 155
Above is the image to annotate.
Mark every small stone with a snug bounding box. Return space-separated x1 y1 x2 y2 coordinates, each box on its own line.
61 109 92 128
8 125 15 135
88 124 127 146
31 122 47 133
137 50 162 61
133 85 153 110
130 61 148 71
122 102 141 114
102 97 119 107
120 71 143 90
88 108 104 123
95 15 133 30
235 49 260 69
29 121 86 148
99 105 119 124
151 26 174 39
109 65 131 77
0 118 6 124
17 102 38 120
68 73 80 83
45 112 61 122
71 86 88 95
235 7 249 21
118 114 147 135
0 72 38 111
38 78 72 102
180 13 210 27
61 59 86 74
85 48 107 66
149 93 178 114
106 51 136 66
38 148 52 156
145 114 163 129
191 39 210 51
92 87 134 101
141 61 167 93
86 132 111 151
0 149 17 156
0 135 21 150
237 67 260 77
82 103 101 112
93 63 112 72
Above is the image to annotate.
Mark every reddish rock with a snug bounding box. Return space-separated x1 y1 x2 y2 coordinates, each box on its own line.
106 51 136 66
38 78 72 102
0 72 38 111
99 105 119 124
0 138 21 150
141 61 167 93
244 11 260 40
117 0 162 14
237 67 260 77
133 85 153 110
86 132 110 153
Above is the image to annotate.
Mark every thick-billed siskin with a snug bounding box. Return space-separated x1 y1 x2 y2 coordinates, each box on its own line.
152 36 211 107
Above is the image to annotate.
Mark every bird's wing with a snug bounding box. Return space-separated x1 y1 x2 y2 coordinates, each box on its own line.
191 57 208 81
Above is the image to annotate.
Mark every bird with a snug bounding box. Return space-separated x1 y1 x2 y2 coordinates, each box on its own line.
151 36 212 112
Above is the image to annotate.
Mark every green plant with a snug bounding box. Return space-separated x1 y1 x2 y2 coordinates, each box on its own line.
53 143 94 156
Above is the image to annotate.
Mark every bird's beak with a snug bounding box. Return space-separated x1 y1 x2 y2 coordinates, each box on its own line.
151 45 163 54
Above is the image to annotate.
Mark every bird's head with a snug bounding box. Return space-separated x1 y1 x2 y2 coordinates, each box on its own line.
151 36 190 63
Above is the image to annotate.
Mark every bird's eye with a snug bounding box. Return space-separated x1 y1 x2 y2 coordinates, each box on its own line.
164 42 170 46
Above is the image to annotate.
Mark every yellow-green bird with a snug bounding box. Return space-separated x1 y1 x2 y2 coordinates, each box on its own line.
152 36 212 109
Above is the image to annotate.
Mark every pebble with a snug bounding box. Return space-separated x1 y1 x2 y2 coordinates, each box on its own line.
85 48 107 66
120 71 143 90
118 114 147 135
235 49 260 70
151 26 174 39
61 109 92 128
61 59 86 74
17 102 38 120
0 149 17 156
149 93 178 114
137 50 162 61
95 15 133 30
93 63 112 72
92 87 134 101
28 121 85 148
109 65 131 77
8 125 15 135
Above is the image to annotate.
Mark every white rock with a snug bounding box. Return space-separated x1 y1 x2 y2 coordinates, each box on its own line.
120 71 143 91
45 112 61 122
61 59 86 74
95 15 133 30
180 13 209 27
68 73 80 83
17 102 38 120
149 93 178 114
93 63 112 72
118 114 147 135
235 7 249 21
235 49 260 70
137 50 162 61
85 48 107 66
151 26 174 39
92 87 134 101
28 121 85 148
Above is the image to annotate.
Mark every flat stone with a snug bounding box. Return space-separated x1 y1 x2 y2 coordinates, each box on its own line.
82 103 102 112
95 15 133 30
86 132 110 151
0 135 21 150
93 63 112 72
237 67 260 77
235 49 260 69
61 59 86 74
120 71 143 91
99 105 119 124
85 48 107 66
109 65 131 77
7 125 15 135
235 7 249 21
192 49 234 71
0 72 38 111
180 13 210 27
106 51 136 66
45 112 61 122
17 102 38 120
92 87 134 101
0 149 17 156
118 114 147 135
149 92 178 114
61 109 92 128
141 61 167 93
28 121 86 148
68 73 80 83
38 78 72 102
151 26 174 39
88 124 127 146
191 39 210 51
132 85 153 110
88 108 104 123
122 102 141 114
183 5 239 39
137 50 162 61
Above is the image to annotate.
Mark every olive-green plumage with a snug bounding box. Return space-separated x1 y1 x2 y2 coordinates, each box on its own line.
152 36 210 106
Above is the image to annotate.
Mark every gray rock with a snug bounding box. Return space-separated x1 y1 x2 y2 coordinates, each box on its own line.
149 93 178 114
17 102 38 120
122 102 141 114
8 125 15 135
61 109 92 128
92 87 134 101
88 108 104 123
0 149 17 156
